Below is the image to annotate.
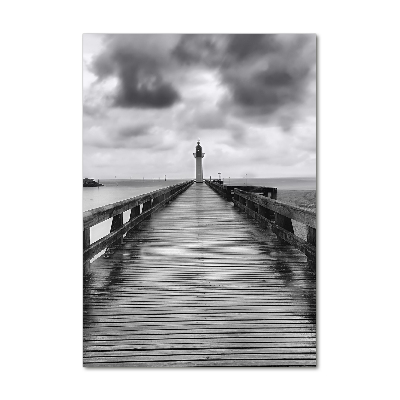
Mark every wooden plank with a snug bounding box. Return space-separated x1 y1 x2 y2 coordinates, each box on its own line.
84 340 316 348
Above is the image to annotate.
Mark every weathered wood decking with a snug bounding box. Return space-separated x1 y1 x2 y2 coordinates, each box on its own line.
84 183 316 367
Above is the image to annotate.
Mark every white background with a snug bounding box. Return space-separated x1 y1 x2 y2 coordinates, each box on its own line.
1 1 399 399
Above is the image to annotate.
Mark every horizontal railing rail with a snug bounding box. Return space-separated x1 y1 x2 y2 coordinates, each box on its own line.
205 180 277 202
205 180 316 267
83 180 194 273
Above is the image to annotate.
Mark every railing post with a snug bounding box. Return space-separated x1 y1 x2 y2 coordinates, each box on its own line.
275 213 294 244
307 227 316 246
259 189 277 219
83 227 90 274
257 205 269 228
224 187 232 202
152 195 159 207
142 199 152 215
130 205 140 220
262 201 275 220
110 213 123 244
233 191 238 206
307 227 316 269
246 199 253 214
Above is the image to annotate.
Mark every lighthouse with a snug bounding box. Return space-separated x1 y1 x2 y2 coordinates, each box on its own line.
193 139 205 183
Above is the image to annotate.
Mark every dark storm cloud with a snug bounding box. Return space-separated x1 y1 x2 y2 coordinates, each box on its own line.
91 35 180 108
172 34 316 130
226 34 278 61
114 76 179 108
89 34 315 128
172 34 222 65
225 58 311 110
223 35 315 129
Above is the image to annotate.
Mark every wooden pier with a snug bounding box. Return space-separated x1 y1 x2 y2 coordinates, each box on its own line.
83 181 316 367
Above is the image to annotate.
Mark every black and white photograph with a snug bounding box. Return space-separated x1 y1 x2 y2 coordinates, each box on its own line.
83 34 317 367
3 0 400 397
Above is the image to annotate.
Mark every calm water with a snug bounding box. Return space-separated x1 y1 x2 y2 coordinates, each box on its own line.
222 177 316 190
83 177 316 252
83 177 316 212
83 179 189 212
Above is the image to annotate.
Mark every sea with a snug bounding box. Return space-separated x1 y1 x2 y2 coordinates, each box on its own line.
83 177 316 212
83 177 316 251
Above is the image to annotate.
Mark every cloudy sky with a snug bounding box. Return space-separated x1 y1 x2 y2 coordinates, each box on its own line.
83 34 316 179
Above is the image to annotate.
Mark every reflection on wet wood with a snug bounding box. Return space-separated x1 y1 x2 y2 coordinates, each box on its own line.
84 183 316 367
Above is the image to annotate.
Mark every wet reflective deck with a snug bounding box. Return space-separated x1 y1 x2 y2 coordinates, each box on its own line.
84 183 316 367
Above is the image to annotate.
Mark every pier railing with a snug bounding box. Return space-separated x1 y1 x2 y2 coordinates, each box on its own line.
83 180 194 273
205 180 316 267
206 180 278 202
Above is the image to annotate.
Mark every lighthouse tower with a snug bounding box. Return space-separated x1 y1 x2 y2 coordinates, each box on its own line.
193 139 205 183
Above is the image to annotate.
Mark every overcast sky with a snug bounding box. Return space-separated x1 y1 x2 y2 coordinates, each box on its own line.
83 34 316 179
